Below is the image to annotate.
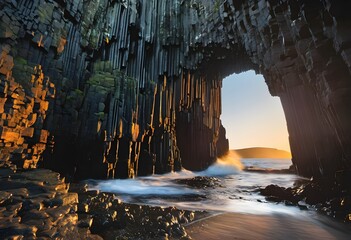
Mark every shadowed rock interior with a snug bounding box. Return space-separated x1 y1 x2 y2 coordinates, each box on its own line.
0 0 350 183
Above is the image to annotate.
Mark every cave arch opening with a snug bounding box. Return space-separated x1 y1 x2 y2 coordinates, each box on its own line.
221 70 291 156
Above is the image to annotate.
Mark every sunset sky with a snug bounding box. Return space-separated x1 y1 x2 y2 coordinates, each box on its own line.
221 71 291 152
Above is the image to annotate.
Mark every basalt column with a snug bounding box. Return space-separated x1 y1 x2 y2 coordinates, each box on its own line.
0 0 230 179
207 0 351 179
1 0 351 182
249 0 351 178
176 73 224 171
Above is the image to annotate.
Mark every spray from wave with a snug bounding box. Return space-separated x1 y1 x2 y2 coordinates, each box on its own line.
88 150 243 198
200 150 243 176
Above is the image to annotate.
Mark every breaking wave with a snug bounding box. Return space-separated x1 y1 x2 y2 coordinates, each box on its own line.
200 150 243 176
91 178 197 196
89 151 242 197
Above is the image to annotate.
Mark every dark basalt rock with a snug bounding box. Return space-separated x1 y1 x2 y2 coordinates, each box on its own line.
176 176 222 189
0 168 206 239
0 1 350 186
0 169 102 239
260 184 298 204
260 179 351 222
245 166 296 174
74 184 205 239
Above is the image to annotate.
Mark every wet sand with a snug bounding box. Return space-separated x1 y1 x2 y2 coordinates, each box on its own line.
185 213 351 240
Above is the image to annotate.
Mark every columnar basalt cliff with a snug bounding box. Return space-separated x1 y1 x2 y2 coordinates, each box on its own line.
0 0 350 181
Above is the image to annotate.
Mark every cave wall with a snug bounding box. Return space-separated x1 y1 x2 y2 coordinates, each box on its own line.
247 0 351 178
0 0 350 180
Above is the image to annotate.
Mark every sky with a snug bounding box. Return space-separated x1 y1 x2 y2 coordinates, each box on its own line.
221 70 291 152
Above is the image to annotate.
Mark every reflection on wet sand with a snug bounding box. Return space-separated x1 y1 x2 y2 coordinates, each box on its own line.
186 213 351 240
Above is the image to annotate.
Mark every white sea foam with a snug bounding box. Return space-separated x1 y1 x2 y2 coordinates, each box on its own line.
90 151 243 197
89 157 303 215
93 178 197 196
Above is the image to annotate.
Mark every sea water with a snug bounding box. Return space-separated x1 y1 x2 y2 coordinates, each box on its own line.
89 156 351 238
89 156 307 215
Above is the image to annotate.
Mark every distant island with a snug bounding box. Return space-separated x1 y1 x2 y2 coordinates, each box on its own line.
234 147 292 159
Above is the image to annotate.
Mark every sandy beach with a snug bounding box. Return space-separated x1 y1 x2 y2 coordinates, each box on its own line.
186 213 351 240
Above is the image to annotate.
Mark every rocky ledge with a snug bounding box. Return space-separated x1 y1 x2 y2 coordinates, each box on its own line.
260 175 351 223
0 166 203 240
175 176 222 189
244 165 296 174
0 166 102 239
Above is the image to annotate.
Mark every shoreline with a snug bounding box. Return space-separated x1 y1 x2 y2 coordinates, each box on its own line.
1 167 351 239
0 167 206 239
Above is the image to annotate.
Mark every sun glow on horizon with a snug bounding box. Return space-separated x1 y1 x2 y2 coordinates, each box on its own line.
221 71 291 152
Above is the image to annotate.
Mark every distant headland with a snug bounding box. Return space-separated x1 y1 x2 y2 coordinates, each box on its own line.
234 147 292 159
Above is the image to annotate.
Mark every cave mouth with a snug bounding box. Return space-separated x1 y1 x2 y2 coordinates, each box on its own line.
1 0 350 182
221 71 291 154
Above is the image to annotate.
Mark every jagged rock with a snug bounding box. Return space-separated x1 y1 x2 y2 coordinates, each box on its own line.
6 188 29 199
0 191 12 205
0 169 101 239
260 184 299 204
176 176 221 189
260 179 351 221
78 214 94 228
73 188 204 239
46 192 78 207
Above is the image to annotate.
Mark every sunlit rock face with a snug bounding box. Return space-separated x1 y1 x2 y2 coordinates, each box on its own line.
0 0 350 180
